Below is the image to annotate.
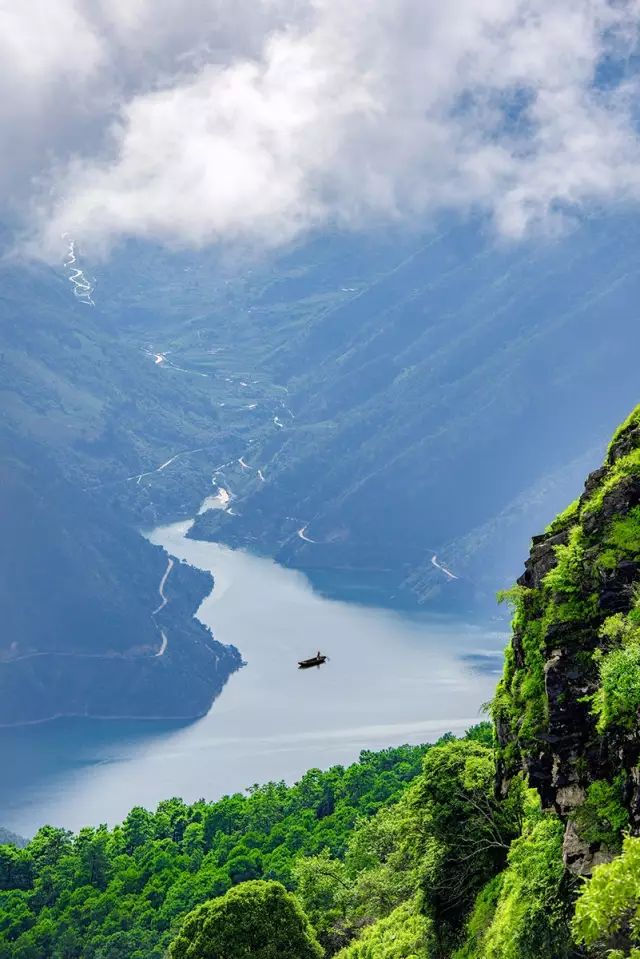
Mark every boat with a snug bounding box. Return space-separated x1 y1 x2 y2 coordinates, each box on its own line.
298 651 328 669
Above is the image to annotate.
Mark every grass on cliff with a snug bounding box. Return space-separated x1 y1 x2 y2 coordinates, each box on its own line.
495 413 640 766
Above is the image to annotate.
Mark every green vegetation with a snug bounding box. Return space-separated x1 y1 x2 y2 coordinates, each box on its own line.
572 836 640 958
582 447 640 516
0 745 427 959
591 609 640 731
607 406 640 459
410 738 525 948
168 881 323 959
334 898 433 959
485 405 640 957
4 406 640 958
544 497 580 536
454 801 571 959
492 532 599 757
494 414 640 770
571 777 629 850
492 586 547 752
0 726 534 959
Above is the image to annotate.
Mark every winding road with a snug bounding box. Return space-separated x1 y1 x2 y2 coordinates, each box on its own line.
153 557 174 615
63 235 95 306
297 525 316 544
129 447 205 485
155 631 168 657
151 557 174 656
431 555 458 580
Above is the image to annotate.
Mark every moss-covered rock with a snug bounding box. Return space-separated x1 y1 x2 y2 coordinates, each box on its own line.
494 405 640 875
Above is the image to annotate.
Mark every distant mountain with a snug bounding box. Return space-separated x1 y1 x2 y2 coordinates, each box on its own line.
2 212 640 723
0 824 25 847
0 439 240 724
0 259 244 725
188 213 640 610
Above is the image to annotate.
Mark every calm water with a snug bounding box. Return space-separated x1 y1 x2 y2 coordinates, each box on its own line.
0 521 504 836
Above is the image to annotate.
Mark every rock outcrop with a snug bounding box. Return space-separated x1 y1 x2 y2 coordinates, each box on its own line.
495 406 640 875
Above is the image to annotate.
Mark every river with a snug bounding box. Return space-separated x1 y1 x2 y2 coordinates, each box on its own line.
0 521 504 836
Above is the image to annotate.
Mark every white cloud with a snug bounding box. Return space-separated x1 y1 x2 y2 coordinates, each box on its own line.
2 0 640 257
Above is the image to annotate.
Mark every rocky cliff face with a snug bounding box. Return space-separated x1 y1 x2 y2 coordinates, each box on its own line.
495 406 640 875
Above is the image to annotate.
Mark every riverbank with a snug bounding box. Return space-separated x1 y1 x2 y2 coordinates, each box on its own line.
0 519 501 835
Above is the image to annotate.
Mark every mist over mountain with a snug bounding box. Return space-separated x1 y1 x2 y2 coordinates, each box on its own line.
1 207 639 722
188 213 640 608
4 6 640 959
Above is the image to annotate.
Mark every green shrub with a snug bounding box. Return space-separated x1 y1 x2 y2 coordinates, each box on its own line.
592 614 640 732
605 506 640 555
571 776 629 850
543 526 587 597
451 875 503 959
411 740 525 949
493 587 548 750
607 406 640 459
572 835 640 957
545 499 580 536
334 898 433 959
168 880 323 959
582 447 640 516
470 810 570 959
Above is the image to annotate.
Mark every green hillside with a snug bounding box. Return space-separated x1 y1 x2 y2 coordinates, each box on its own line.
3 406 640 958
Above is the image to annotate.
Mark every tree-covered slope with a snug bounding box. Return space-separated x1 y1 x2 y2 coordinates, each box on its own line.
3 406 640 957
0 744 428 958
0 437 241 725
188 214 640 610
0 254 254 723
4 213 640 722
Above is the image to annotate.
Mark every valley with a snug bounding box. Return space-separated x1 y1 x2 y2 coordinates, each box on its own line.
0 517 500 837
2 213 640 730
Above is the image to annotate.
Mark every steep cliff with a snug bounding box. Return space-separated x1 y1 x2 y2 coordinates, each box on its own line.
495 405 640 874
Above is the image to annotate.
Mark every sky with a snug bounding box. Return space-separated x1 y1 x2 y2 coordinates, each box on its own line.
2 0 640 259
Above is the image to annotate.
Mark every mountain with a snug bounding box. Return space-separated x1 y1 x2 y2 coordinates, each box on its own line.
2 407 640 958
0 444 241 724
188 213 640 610
0 825 25 847
3 212 640 723
0 259 244 724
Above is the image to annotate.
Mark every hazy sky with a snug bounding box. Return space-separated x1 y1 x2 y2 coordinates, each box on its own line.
2 0 640 258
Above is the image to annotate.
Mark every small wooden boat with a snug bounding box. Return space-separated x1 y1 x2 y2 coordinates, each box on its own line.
298 651 328 669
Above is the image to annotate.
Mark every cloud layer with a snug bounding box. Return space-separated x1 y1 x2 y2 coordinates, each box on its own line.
4 0 640 257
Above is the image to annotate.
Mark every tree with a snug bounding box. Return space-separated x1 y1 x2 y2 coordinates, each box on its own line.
168 880 323 959
28 825 72 870
0 846 32 891
121 807 154 854
411 739 525 946
74 826 111 889
293 848 350 945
